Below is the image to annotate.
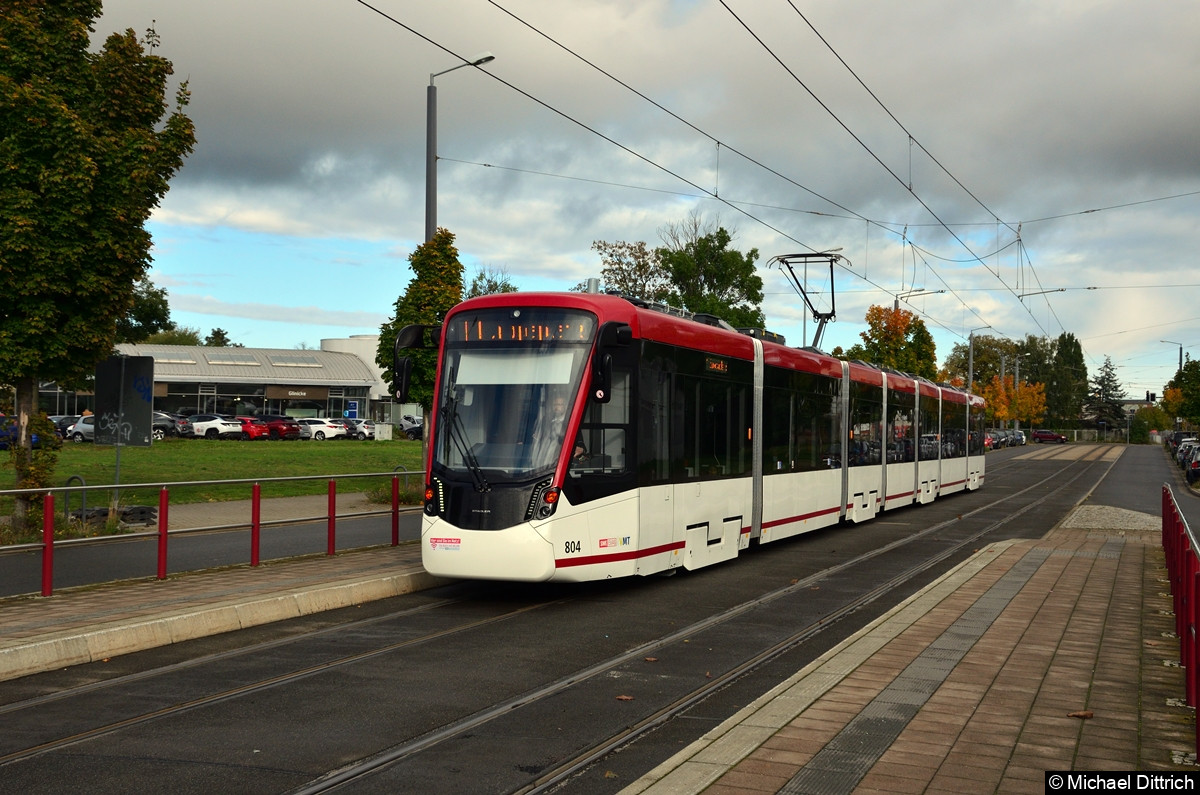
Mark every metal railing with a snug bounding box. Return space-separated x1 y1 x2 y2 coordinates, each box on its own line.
1161 483 1199 757
1 470 425 597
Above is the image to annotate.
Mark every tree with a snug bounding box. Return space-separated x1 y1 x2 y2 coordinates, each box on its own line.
0 8 195 531
464 264 518 299
144 326 202 345
835 306 938 380
656 226 765 329
1167 359 1200 426
376 227 464 409
1048 333 1088 426
116 278 174 343
587 240 671 300
1086 356 1127 430
980 374 1047 426
204 328 241 347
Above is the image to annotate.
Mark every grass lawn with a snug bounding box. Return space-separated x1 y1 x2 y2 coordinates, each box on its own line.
1 437 427 507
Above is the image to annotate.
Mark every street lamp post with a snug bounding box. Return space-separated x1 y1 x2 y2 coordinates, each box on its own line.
967 325 991 393
426 52 496 242
1161 339 1184 375
893 288 945 311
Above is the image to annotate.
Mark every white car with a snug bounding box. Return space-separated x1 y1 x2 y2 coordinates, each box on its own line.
186 414 243 439
298 418 349 441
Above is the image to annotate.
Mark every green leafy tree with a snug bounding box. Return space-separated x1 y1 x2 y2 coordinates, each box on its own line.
204 327 240 347
1086 356 1127 430
586 240 671 300
1167 358 1200 426
116 278 174 343
464 264 518 299
376 227 464 410
656 227 764 329
1048 333 1088 426
835 305 937 380
0 6 195 531
144 326 202 345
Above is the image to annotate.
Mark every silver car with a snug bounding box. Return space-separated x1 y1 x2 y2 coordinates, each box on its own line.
344 418 376 440
67 415 95 443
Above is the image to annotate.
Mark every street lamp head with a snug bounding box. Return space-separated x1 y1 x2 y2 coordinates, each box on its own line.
469 52 496 66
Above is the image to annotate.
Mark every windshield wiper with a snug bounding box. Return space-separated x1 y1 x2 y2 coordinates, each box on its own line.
440 393 490 493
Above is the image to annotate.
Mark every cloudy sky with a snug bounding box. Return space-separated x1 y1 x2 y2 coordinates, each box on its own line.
93 0 1199 397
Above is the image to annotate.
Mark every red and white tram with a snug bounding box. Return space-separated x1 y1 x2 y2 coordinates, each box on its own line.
394 292 985 582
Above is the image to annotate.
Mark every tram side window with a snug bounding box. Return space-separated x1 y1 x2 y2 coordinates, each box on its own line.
917 396 939 459
968 402 986 455
762 367 840 472
847 381 884 467
942 401 967 459
677 373 750 479
638 346 675 485
576 367 631 474
888 388 916 463
636 341 751 484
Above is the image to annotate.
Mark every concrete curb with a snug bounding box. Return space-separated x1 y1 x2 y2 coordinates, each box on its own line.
0 569 446 683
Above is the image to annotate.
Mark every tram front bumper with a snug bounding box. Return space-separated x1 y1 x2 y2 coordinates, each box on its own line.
421 517 557 582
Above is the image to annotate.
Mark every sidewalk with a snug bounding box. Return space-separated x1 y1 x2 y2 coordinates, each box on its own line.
0 541 437 683
622 504 1195 794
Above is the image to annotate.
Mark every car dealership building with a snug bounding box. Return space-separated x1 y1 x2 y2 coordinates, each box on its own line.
38 335 413 422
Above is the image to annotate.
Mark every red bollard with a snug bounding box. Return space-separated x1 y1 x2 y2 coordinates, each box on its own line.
251 482 261 567
1191 567 1200 708
157 487 169 579
41 493 54 597
327 480 336 556
391 476 400 547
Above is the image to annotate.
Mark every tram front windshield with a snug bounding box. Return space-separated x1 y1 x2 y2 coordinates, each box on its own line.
434 308 596 481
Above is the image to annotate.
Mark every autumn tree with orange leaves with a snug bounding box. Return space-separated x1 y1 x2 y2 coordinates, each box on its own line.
980 375 1047 426
834 306 938 380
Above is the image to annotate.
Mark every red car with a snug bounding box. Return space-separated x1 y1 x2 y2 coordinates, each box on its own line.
1031 429 1067 443
259 414 301 440
235 416 272 441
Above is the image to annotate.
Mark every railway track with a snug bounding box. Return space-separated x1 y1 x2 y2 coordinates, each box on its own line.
0 448 1111 793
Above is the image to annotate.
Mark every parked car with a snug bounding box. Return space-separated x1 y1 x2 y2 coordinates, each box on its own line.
1030 429 1067 443
1178 439 1200 467
344 418 376 440
49 414 81 439
297 417 348 441
67 415 95 443
234 416 272 441
399 413 423 441
1013 429 1026 446
1185 446 1200 483
152 411 180 441
185 414 243 439
259 414 301 440
0 418 42 450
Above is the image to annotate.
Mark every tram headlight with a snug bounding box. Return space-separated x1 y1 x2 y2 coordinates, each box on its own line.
537 487 560 519
423 483 439 516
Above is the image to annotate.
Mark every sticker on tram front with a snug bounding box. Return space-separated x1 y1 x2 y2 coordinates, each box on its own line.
599 537 631 548
430 537 461 551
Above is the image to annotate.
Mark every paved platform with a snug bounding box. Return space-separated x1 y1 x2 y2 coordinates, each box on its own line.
623 506 1196 793
2 457 1198 793
0 542 437 683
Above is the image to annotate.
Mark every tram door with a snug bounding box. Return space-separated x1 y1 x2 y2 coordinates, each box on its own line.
637 360 680 575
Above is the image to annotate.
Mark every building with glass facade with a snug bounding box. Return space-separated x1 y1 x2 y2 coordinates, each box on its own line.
38 339 392 421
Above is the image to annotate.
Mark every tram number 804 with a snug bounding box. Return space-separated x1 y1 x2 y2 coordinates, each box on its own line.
564 540 583 555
